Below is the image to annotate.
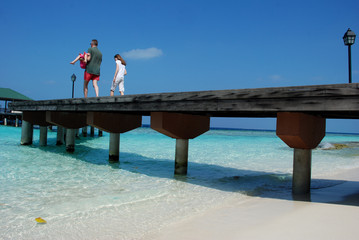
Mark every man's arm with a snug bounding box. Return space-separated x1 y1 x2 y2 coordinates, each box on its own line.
85 48 92 63
85 53 91 63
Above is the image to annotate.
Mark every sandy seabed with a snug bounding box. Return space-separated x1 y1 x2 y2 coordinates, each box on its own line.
148 167 359 240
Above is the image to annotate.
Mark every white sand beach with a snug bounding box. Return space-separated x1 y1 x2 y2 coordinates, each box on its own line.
150 168 359 240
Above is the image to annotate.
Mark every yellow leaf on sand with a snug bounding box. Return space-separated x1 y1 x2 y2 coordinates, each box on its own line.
35 217 47 224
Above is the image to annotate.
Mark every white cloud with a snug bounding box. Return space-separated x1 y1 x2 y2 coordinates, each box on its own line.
123 47 163 60
269 74 282 81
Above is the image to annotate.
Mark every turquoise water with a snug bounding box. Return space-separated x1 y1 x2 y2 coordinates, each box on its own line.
1 125 358 239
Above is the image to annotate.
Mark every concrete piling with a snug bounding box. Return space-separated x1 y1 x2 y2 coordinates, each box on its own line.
82 126 87 137
98 130 103 137
21 120 33 145
90 126 95 136
109 133 120 162
56 126 64 145
151 112 210 175
39 126 47 146
86 112 143 163
175 139 189 175
63 128 67 142
66 129 76 152
276 112 326 195
76 129 80 138
292 149 312 195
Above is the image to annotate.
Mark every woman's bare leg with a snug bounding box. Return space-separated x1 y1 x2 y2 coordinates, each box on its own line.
120 91 124 96
110 91 114 96
93 80 99 97
70 54 81 64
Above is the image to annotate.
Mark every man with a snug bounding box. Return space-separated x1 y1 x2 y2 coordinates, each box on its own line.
84 39 102 97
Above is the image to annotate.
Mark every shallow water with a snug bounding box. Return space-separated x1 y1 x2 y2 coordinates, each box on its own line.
0 126 358 239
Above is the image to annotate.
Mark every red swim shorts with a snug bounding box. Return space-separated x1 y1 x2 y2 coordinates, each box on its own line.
84 71 100 81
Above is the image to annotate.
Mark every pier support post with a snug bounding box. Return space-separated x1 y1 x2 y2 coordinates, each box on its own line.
66 129 76 153
21 120 33 145
39 126 48 146
151 112 210 175
293 149 312 195
4 117 7 126
175 139 189 175
82 126 88 137
21 111 50 145
99 130 103 137
63 128 67 142
15 117 19 127
76 129 80 138
87 112 142 162
90 126 95 136
109 133 120 162
56 126 64 145
276 112 325 195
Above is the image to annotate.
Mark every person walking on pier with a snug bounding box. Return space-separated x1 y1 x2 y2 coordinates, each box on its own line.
110 54 127 96
84 39 102 97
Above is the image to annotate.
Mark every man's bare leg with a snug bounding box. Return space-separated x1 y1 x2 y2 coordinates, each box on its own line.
84 80 89 98
110 90 114 96
93 80 99 97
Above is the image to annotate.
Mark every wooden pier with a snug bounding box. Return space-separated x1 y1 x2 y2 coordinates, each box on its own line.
9 83 359 195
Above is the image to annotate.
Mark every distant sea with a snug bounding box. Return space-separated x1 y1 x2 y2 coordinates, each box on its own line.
1 125 358 239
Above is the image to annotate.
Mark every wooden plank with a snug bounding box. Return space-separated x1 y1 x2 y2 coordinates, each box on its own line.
9 83 359 104
8 83 359 119
14 96 358 112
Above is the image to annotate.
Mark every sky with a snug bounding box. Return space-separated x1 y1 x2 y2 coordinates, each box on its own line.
0 0 358 133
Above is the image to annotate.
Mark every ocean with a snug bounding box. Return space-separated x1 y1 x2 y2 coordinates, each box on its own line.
1 125 358 239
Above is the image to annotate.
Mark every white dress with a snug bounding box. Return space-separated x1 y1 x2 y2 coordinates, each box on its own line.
110 60 126 92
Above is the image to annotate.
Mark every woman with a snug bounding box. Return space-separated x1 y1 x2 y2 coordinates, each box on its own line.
110 54 127 96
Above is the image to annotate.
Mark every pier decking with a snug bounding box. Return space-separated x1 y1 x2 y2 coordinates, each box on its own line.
9 83 359 195
10 83 359 118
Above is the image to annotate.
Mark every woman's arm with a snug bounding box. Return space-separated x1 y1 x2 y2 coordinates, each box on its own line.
124 69 127 76
113 64 119 82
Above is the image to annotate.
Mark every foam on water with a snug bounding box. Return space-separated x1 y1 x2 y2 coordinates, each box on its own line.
0 126 358 239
